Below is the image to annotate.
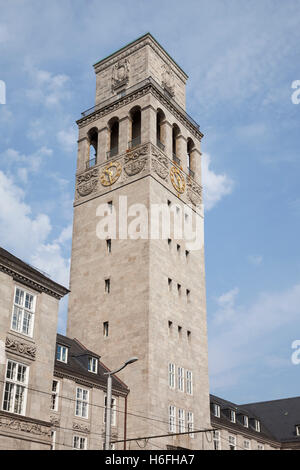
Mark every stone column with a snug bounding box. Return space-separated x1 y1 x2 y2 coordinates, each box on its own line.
191 148 202 184
77 137 89 173
97 126 109 163
119 116 131 154
161 119 172 159
176 135 187 169
141 105 156 146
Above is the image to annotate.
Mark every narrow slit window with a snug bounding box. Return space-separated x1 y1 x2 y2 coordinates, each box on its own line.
106 239 112 253
168 278 172 291
105 279 110 293
103 321 109 337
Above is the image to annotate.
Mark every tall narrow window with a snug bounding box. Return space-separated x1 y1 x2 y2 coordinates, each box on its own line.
186 289 190 302
177 244 181 253
168 278 172 291
11 286 35 337
229 435 236 450
103 321 109 337
88 357 98 374
212 403 220 418
156 109 165 150
168 405 176 433
129 107 141 149
243 415 249 428
57 344 68 363
106 239 112 253
187 138 195 177
178 367 184 392
73 436 87 450
185 250 190 260
104 396 117 426
213 430 221 450
172 124 180 164
87 127 98 168
168 363 175 389
108 119 119 158
105 279 110 293
177 284 181 295
107 201 113 213
186 370 193 395
2 360 28 415
51 430 56 450
230 410 236 423
254 419 261 432
187 411 194 438
75 387 89 418
51 380 60 411
178 409 185 433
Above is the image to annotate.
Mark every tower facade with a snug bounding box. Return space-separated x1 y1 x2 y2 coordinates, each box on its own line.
67 33 211 450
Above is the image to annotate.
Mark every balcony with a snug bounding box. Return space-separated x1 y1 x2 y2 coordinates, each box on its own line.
86 157 97 169
156 139 165 151
128 136 141 150
106 147 118 159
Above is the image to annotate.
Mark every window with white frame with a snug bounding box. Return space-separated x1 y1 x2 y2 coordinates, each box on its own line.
178 408 185 433
212 403 221 418
73 435 87 450
229 435 236 450
168 405 176 433
56 344 68 363
88 357 98 374
230 410 236 423
51 380 59 411
254 419 261 432
187 411 194 438
2 359 28 415
177 367 184 392
296 425 300 436
51 430 56 450
213 430 221 450
75 387 89 418
11 286 36 337
168 363 175 389
244 439 251 450
104 396 117 426
186 370 193 395
257 443 264 450
243 415 249 427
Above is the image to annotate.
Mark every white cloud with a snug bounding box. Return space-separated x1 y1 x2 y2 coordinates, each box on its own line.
201 153 234 210
2 146 52 180
209 282 300 391
57 126 77 153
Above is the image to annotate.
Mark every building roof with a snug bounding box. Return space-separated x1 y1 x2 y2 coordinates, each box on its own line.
210 393 300 445
242 396 300 443
0 246 69 299
54 334 129 396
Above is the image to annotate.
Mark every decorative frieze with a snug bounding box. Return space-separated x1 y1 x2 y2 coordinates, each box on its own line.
0 414 51 438
73 422 90 433
50 415 60 426
5 336 36 360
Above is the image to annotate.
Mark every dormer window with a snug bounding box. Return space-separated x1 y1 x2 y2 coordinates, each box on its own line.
296 425 300 436
230 410 236 423
212 404 220 418
57 344 68 363
88 357 98 374
254 419 261 432
243 415 249 428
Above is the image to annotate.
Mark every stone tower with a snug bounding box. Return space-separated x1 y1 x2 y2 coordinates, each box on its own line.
67 33 211 450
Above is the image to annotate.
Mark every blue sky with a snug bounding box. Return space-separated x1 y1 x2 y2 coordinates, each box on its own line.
0 0 300 405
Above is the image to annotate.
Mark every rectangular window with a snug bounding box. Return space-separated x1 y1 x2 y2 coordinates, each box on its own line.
107 201 113 213
230 410 236 423
257 444 264 450
186 370 193 395
168 405 176 433
104 396 117 426
244 440 251 450
296 425 300 436
105 279 110 293
212 404 220 418
88 357 98 374
168 238 172 248
185 250 190 259
73 435 87 450
106 239 112 253
51 380 59 411
51 430 56 450
178 367 184 392
177 284 181 295
178 325 182 335
186 289 190 302
168 363 175 389
177 244 181 253
168 278 172 291
11 286 35 337
57 344 68 363
243 415 249 427
187 411 194 438
254 419 261 432
178 409 185 433
229 435 236 450
75 387 89 419
2 360 28 415
187 330 191 340
213 430 221 450
103 321 109 337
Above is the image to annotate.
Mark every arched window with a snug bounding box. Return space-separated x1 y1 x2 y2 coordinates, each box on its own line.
107 118 119 159
156 109 165 150
87 127 98 168
187 138 195 178
129 107 141 149
172 124 180 164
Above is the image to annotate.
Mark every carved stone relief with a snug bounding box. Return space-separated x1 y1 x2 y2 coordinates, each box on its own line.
112 59 130 91
5 337 36 359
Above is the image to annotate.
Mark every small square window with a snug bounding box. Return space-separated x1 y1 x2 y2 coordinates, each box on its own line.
105 279 110 293
103 321 109 337
106 239 112 253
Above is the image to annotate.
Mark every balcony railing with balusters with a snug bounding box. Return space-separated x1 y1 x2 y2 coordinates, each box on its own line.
106 147 119 159
128 136 141 150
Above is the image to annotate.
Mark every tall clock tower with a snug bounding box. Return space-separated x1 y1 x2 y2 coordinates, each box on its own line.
67 33 211 449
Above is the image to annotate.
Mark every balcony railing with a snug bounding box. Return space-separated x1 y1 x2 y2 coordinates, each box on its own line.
86 157 97 169
128 136 141 149
188 167 195 178
106 147 118 159
172 154 181 166
156 139 165 151
80 77 200 131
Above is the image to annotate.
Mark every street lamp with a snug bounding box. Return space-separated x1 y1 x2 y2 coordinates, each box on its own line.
104 357 138 450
